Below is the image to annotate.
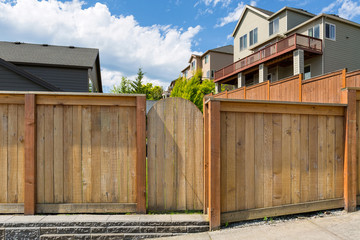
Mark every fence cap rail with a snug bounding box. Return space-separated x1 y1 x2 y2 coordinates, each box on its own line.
342 87 360 91
0 91 146 97
204 97 347 107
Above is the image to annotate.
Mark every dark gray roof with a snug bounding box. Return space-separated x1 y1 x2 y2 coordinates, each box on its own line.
210 45 234 54
251 6 274 16
0 41 99 68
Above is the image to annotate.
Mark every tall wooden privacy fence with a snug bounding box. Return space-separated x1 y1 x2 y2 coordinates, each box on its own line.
0 92 146 214
213 69 360 104
204 90 357 230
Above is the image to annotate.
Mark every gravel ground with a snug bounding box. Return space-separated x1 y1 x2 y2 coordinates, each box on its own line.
223 207 360 230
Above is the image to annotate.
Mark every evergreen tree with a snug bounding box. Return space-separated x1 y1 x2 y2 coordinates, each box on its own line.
130 68 145 94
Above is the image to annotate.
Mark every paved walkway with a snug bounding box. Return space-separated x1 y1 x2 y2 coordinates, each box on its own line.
157 210 360 240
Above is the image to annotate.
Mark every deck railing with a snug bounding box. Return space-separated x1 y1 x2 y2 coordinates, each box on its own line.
214 34 322 81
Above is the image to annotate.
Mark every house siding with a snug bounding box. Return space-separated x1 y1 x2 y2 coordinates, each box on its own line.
323 17 360 73
289 18 324 39
286 10 313 30
19 65 89 92
269 11 287 35
304 55 322 78
233 10 269 61
202 54 211 79
89 62 99 92
0 65 48 91
278 65 293 80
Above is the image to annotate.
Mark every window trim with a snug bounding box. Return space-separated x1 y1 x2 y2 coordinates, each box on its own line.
249 28 258 46
269 17 279 36
304 64 311 80
191 60 196 70
267 73 272 82
325 22 336 41
204 55 209 64
308 24 320 39
240 34 247 51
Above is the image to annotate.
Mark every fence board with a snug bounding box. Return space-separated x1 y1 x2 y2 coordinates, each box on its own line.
147 97 204 211
246 83 268 100
270 76 299 102
54 105 64 203
0 105 8 203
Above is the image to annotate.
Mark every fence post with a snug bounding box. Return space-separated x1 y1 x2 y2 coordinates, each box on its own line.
344 89 357 211
136 96 146 213
203 99 209 214
342 68 347 88
299 73 303 102
208 100 221 230
24 94 37 215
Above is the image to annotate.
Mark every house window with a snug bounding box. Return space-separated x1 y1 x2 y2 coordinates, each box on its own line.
249 28 258 46
304 65 311 80
267 73 272 82
325 23 336 40
206 70 210 78
204 55 209 64
211 70 214 78
269 18 279 36
184 70 188 78
191 60 196 70
308 24 320 38
240 34 247 51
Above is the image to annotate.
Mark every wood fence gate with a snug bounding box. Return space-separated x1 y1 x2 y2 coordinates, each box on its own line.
147 97 204 211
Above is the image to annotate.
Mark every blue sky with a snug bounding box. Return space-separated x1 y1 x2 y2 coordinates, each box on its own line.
1 0 360 92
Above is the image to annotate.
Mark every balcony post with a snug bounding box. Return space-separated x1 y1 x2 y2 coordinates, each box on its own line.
237 73 245 88
293 49 304 76
215 83 221 94
259 64 268 83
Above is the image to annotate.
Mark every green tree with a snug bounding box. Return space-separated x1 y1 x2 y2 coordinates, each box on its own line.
143 83 163 100
130 68 145 94
170 70 215 111
111 68 164 100
111 76 132 94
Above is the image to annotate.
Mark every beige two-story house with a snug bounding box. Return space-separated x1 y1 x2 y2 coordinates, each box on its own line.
214 5 360 91
181 45 233 80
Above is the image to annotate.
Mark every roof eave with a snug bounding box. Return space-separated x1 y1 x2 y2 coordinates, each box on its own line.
232 5 271 37
95 54 103 93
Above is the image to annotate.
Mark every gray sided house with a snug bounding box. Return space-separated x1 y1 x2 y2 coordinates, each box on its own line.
214 5 360 91
0 41 102 92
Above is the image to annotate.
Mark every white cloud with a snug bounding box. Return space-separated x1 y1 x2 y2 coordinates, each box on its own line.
338 0 360 19
197 0 232 8
321 0 360 20
0 0 201 91
215 2 246 27
102 68 170 89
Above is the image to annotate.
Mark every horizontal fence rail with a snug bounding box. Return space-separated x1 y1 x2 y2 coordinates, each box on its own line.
213 68 360 104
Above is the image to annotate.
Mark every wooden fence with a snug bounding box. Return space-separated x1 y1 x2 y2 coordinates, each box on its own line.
147 98 204 211
0 92 146 214
204 92 357 230
212 69 360 104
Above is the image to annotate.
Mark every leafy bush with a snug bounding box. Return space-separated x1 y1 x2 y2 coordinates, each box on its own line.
170 70 215 111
